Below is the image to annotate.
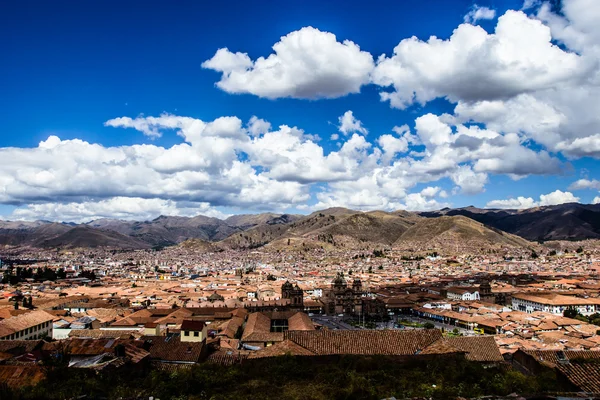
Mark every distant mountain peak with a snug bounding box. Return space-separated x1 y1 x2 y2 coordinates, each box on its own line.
3 203 600 249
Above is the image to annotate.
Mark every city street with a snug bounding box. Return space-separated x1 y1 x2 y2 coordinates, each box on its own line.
397 316 473 335
310 314 474 335
311 315 358 330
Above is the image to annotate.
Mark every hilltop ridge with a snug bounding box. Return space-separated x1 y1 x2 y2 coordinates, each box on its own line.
1 202 598 250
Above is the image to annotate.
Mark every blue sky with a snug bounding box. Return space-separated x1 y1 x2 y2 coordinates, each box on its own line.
1 0 599 221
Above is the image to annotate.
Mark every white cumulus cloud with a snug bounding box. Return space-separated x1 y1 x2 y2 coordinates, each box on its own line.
6 198 228 223
569 178 600 190
372 10 585 109
464 5 497 23
486 190 580 209
338 110 368 136
202 27 374 99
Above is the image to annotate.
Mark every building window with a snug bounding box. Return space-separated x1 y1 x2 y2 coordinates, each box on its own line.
194 331 199 337
184 331 189 336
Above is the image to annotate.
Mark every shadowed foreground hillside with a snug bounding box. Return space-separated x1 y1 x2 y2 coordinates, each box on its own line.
3 355 564 400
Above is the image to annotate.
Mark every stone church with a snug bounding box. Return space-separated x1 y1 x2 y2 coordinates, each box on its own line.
281 281 304 308
324 273 364 315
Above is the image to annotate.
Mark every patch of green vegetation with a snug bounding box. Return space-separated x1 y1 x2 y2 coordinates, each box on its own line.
444 328 463 338
399 319 424 328
2 355 566 400
564 307 600 326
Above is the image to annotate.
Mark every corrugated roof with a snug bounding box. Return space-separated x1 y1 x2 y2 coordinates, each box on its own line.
0 365 45 388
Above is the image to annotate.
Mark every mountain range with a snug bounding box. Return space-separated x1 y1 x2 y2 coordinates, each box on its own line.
420 203 600 242
1 202 599 251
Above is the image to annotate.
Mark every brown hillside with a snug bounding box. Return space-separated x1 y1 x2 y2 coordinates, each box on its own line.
395 215 533 253
178 238 220 252
38 226 150 249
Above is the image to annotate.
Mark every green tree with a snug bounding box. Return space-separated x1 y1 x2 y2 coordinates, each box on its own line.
79 270 96 281
564 306 578 319
530 250 539 259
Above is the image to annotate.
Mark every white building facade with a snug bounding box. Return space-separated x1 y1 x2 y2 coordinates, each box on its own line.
512 293 600 316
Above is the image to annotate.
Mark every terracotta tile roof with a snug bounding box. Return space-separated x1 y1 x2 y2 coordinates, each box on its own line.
68 329 142 339
241 312 272 341
0 308 30 320
0 310 55 338
419 339 463 356
537 331 597 349
231 308 248 319
284 329 443 356
248 339 316 359
445 336 504 362
154 308 194 325
81 308 127 324
558 362 600 393
524 350 600 367
242 331 284 343
447 287 477 294
513 293 600 306
184 307 237 317
141 335 204 363
181 320 206 331
222 337 240 349
0 339 44 355
206 350 248 366
110 316 140 327
288 312 315 331
218 316 244 339
241 311 314 343
111 308 155 327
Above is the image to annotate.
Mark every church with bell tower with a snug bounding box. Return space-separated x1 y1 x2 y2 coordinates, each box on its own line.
281 281 304 308
324 272 364 315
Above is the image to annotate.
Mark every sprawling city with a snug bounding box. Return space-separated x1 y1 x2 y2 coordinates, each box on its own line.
3 207 600 398
3 0 600 398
